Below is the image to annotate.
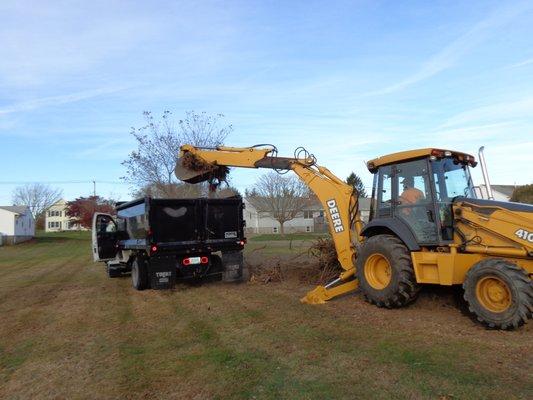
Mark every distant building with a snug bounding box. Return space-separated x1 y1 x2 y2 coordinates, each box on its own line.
475 184 520 202
45 199 86 232
243 197 371 234
0 206 35 245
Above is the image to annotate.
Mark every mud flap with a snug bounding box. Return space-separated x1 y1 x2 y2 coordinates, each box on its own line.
222 250 244 282
148 257 176 289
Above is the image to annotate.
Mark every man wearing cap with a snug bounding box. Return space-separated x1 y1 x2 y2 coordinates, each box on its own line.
399 176 424 214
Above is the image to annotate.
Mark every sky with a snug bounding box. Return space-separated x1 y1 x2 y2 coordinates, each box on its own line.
1 0 532 203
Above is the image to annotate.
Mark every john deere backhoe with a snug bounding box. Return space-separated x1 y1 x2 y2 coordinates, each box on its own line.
175 144 533 329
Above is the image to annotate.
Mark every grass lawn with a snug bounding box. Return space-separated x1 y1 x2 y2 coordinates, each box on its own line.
248 233 328 242
0 231 531 399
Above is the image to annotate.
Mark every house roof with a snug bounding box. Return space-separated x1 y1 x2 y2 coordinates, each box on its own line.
491 185 519 197
244 197 372 211
0 206 29 214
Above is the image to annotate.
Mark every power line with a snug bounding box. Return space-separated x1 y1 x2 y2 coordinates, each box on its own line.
0 180 128 185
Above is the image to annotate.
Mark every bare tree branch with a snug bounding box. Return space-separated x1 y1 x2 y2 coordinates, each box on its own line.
247 172 310 235
121 111 232 198
12 183 63 218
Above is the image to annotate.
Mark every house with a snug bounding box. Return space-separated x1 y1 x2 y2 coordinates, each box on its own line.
0 206 35 245
243 197 371 234
45 199 86 232
475 184 520 202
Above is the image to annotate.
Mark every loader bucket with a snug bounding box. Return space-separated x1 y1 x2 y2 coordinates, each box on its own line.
175 152 229 184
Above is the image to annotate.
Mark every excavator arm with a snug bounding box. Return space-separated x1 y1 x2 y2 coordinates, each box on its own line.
175 144 364 303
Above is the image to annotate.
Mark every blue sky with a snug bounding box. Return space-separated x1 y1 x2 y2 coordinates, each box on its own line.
1 0 532 203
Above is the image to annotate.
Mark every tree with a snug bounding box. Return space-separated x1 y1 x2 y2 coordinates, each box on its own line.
346 172 367 197
65 196 115 229
510 184 533 204
122 111 232 198
247 172 310 235
12 183 63 219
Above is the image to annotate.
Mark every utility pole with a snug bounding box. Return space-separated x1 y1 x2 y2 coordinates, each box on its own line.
93 180 96 197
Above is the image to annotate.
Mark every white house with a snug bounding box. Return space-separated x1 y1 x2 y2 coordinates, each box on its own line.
475 184 520 202
45 199 86 232
0 206 35 245
243 197 371 234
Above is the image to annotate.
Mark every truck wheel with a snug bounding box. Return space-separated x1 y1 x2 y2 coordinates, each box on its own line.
131 257 149 291
106 263 122 278
463 259 532 330
356 234 420 308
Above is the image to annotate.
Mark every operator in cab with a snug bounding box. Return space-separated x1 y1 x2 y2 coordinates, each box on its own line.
399 176 424 211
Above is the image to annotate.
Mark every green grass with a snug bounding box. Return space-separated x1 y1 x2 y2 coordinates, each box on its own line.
248 232 328 241
0 231 531 399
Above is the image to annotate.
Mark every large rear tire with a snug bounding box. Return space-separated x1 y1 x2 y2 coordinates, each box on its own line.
131 257 149 291
356 234 420 308
463 258 532 330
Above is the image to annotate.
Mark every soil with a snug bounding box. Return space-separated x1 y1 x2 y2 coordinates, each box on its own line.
244 251 533 344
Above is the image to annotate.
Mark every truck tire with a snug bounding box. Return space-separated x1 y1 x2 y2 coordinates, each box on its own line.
222 250 244 282
356 234 420 308
106 263 122 278
131 257 149 291
463 259 532 330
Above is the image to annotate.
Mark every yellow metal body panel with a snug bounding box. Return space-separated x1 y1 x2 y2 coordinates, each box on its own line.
366 148 475 171
412 251 533 285
454 200 533 257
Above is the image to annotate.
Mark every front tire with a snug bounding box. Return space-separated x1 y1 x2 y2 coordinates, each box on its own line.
131 257 149 291
356 234 420 308
463 259 532 330
106 263 122 278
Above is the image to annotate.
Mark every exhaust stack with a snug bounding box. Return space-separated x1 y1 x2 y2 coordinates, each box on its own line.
478 146 494 200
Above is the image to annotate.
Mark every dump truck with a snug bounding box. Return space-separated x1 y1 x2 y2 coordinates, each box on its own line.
175 144 533 329
91 196 246 290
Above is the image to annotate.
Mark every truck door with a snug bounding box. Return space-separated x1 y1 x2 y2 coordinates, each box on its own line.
92 213 118 262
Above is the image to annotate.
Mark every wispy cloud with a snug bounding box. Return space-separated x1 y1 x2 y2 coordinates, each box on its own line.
440 97 533 128
507 58 533 68
366 1 533 96
0 86 129 115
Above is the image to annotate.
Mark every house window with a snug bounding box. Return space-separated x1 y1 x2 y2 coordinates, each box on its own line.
272 227 278 233
303 211 313 219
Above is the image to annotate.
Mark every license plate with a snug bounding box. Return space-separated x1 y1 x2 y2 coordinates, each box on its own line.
187 257 201 265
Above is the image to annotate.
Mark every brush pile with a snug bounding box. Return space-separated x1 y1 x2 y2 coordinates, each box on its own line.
180 152 229 181
308 237 342 284
249 261 284 284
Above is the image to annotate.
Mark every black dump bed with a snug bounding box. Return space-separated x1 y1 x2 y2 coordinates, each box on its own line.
115 197 245 253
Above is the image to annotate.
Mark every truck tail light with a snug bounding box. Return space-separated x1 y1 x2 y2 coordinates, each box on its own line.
183 258 191 265
200 256 209 264
151 245 158 253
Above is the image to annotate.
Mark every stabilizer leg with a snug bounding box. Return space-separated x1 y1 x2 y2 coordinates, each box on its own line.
301 277 358 304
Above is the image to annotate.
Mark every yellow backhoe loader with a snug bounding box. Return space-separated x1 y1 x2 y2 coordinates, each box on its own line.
175 144 533 329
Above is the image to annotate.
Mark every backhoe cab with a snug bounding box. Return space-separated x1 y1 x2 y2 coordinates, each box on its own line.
175 145 533 330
